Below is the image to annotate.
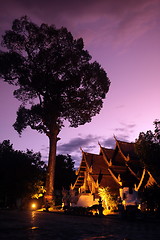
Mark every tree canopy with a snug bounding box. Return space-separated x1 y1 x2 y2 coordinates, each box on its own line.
0 16 110 202
0 16 110 133
55 154 76 191
0 139 76 208
135 121 160 212
135 120 160 176
0 140 46 208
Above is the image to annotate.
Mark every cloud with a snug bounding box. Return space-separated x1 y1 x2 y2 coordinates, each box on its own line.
1 0 159 49
40 121 136 165
113 122 136 140
114 134 129 142
41 132 131 167
57 133 133 167
100 137 115 148
57 135 99 154
57 134 117 156
120 122 136 129
52 0 160 48
57 134 100 166
57 124 136 157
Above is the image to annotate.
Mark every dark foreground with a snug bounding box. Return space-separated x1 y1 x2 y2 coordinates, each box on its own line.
0 210 160 240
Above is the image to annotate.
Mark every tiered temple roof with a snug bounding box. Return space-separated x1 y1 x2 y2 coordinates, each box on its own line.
71 138 158 199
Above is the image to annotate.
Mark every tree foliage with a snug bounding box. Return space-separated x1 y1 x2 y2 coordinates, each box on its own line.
141 183 160 212
0 16 110 134
0 140 46 208
0 16 110 199
55 154 76 190
135 120 160 212
135 120 160 175
98 187 118 212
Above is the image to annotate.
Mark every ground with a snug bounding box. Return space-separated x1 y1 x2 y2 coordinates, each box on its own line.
0 210 160 240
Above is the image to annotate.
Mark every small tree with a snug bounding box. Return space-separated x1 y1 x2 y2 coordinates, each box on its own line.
98 187 118 213
0 16 110 203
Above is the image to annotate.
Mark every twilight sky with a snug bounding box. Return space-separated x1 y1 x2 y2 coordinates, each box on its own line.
0 0 160 167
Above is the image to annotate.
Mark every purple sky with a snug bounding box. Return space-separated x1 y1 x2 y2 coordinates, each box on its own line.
0 0 160 167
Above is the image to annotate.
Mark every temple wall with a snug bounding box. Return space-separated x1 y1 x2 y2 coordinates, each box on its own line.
75 193 99 207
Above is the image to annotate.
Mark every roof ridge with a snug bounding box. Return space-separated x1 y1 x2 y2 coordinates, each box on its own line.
116 139 135 145
84 152 101 157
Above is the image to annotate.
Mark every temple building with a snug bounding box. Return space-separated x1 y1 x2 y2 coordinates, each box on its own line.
69 137 158 208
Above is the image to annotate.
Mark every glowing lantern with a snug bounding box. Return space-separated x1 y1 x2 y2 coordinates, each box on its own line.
31 203 37 209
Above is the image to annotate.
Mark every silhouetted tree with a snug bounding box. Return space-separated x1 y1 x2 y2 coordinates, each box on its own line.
0 140 46 208
54 154 76 205
135 120 160 175
141 183 160 212
55 154 76 190
135 120 160 212
0 16 110 203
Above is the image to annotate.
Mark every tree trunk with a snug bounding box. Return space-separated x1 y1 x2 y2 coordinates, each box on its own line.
45 127 59 205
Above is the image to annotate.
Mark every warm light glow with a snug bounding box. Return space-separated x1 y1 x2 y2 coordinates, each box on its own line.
32 185 46 199
98 187 118 214
31 203 37 209
44 195 53 199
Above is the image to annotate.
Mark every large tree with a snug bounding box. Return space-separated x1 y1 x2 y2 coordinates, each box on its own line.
0 16 110 203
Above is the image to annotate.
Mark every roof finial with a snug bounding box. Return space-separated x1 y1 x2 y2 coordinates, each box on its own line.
113 134 117 140
80 147 83 152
